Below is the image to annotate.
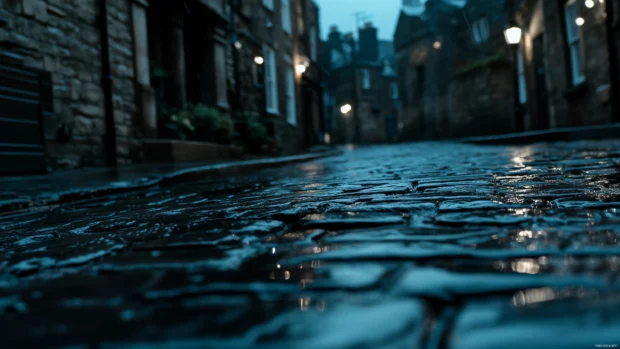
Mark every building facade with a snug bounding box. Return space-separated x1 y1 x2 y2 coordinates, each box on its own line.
0 0 321 173
1 0 142 170
394 0 515 140
506 0 618 130
321 24 399 144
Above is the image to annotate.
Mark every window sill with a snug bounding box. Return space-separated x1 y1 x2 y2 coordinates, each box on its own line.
563 82 588 101
266 108 280 116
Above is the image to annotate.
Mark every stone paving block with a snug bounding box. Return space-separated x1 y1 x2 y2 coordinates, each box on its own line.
2 141 620 346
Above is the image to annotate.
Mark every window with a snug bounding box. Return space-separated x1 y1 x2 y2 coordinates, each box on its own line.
392 82 399 100
472 17 490 43
331 49 344 69
285 68 297 125
517 50 527 104
214 43 228 108
564 0 585 85
263 45 279 114
262 0 273 10
310 26 317 61
281 0 291 33
361 69 370 89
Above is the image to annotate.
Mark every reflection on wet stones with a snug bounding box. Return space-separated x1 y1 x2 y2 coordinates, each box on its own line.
3 141 620 347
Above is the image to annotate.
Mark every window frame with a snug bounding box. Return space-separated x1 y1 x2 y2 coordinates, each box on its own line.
472 17 490 44
309 26 318 61
563 0 585 85
214 42 229 108
392 82 399 100
281 0 292 33
361 69 371 90
262 0 274 11
285 66 297 125
263 45 279 114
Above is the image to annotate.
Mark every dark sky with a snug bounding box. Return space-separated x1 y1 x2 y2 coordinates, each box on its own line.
316 0 402 41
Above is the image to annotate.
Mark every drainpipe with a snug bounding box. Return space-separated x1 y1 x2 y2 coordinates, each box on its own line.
606 0 620 122
99 0 117 167
229 0 241 114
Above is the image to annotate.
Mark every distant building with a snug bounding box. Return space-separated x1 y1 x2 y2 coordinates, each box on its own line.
394 0 514 140
505 0 618 130
321 23 399 144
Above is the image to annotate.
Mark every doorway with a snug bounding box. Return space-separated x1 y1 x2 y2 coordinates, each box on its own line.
532 35 550 130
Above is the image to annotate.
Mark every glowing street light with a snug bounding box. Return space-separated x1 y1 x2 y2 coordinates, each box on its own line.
504 25 522 45
254 56 264 65
433 41 442 50
575 17 585 26
340 103 352 115
296 64 307 74
585 0 594 8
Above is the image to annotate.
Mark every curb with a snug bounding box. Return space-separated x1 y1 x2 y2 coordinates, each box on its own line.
0 150 342 215
460 123 620 145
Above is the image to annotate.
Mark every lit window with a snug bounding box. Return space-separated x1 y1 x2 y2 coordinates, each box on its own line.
285 67 297 125
281 0 291 33
564 0 585 85
472 17 490 43
263 45 279 114
517 51 527 104
262 0 274 10
361 69 370 89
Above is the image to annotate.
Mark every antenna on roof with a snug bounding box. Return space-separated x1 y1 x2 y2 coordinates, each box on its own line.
353 12 371 29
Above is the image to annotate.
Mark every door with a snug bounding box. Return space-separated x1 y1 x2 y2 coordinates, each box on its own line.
532 35 550 130
0 64 49 174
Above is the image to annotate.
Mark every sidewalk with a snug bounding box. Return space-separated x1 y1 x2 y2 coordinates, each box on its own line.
461 122 620 145
0 148 342 213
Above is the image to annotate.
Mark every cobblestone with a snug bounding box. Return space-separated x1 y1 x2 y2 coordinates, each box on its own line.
2 141 620 348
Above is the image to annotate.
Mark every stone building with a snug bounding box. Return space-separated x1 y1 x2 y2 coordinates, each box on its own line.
0 0 145 170
321 23 398 144
394 0 515 140
394 0 461 140
0 0 322 173
237 0 323 153
505 0 617 130
448 0 515 137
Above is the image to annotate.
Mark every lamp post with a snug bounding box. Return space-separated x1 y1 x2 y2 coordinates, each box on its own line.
504 22 523 132
340 103 352 115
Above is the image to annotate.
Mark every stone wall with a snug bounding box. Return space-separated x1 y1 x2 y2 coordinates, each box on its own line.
538 0 611 128
448 63 515 137
0 0 141 167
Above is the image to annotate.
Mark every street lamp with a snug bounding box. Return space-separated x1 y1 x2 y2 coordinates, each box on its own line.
296 64 307 74
340 103 352 115
254 56 264 65
504 25 522 45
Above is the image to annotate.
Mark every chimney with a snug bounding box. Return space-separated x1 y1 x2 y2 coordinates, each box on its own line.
328 25 341 48
357 22 378 62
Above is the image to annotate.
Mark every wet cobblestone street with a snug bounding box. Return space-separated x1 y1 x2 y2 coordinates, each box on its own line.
2 141 620 348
